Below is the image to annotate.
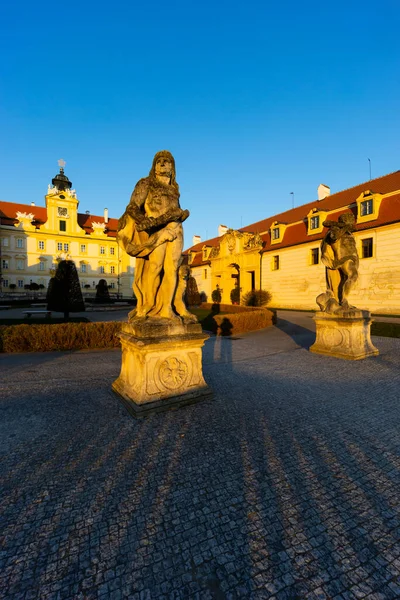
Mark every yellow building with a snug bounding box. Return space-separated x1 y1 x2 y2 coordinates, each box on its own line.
186 171 400 314
0 162 135 296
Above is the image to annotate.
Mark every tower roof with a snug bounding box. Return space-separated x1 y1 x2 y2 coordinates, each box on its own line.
51 159 72 191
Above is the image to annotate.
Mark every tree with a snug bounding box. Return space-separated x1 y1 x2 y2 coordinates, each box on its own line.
9 284 16 290
211 286 222 304
47 260 85 320
96 279 110 301
230 286 240 305
186 276 201 306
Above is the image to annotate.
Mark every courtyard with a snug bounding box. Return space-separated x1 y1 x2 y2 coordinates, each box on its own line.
1 313 400 599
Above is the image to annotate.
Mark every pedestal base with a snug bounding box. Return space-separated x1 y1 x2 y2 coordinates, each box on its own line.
310 309 379 360
112 318 212 417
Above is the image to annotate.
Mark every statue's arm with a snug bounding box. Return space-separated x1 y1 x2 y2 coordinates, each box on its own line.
117 179 149 232
136 207 190 232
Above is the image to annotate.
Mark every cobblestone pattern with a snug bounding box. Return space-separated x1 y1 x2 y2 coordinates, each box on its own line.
1 327 400 599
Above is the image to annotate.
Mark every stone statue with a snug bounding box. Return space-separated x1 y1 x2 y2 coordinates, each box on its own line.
316 213 359 314
117 151 196 322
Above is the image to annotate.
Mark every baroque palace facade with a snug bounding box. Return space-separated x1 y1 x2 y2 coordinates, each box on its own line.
0 163 135 296
185 170 400 314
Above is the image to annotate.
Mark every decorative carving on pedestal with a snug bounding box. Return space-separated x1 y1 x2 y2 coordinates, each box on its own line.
112 151 211 416
310 213 379 360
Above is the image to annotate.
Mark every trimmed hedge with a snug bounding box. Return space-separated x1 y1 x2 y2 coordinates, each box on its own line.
213 308 274 336
0 322 122 353
199 303 275 336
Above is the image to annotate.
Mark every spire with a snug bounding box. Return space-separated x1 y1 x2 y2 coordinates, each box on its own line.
52 158 72 191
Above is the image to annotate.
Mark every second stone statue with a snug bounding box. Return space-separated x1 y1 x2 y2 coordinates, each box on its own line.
112 151 211 416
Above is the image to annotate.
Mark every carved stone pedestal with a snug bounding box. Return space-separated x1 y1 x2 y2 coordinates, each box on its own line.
310 309 379 360
112 318 212 417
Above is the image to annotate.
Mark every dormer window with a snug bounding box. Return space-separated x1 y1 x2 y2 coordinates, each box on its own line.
356 191 383 223
360 199 373 216
202 247 209 260
270 221 287 244
307 208 327 235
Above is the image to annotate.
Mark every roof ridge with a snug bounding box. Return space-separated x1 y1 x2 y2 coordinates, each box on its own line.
320 169 400 198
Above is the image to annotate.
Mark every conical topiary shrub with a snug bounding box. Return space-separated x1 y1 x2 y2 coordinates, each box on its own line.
47 260 85 320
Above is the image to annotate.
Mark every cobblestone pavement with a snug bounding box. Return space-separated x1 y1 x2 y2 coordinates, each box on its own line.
1 317 400 599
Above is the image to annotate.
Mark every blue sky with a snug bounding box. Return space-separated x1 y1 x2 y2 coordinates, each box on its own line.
1 0 399 248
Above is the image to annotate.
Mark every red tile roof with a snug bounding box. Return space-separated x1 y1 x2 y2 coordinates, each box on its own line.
0 201 118 238
184 170 400 255
0 201 47 226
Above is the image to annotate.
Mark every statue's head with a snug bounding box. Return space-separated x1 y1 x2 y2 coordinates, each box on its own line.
149 150 176 185
338 213 355 226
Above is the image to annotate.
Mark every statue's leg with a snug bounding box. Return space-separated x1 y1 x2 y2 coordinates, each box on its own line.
340 260 358 307
326 268 341 303
157 226 183 320
136 244 166 317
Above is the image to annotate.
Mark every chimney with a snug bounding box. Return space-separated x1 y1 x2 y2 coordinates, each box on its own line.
192 234 201 246
104 208 109 223
218 224 228 237
318 184 330 201
31 202 35 206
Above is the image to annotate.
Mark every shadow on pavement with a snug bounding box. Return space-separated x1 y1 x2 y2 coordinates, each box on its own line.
275 317 316 350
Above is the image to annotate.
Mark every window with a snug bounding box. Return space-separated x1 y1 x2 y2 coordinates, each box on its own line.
100 265 105 274
57 242 63 251
2 279 8 288
310 216 320 230
58 207 68 217
272 227 280 240
204 269 207 279
110 265 115 274
64 243 69 252
38 240 45 250
59 220 66 232
16 238 23 248
80 244 87 253
81 264 87 273
18 280 24 288
360 199 373 216
39 262 45 271
110 247 115 255
2 259 9 270
110 282 115 289
16 259 24 270
273 255 280 270
100 246 105 255
2 238 9 247
361 238 373 258
311 248 319 265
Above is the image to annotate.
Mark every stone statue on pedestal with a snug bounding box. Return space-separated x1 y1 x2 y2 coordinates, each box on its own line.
117 150 196 323
311 212 378 360
113 151 211 415
317 213 359 314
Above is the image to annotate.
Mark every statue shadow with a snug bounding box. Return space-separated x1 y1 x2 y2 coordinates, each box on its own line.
203 317 235 369
275 316 316 350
